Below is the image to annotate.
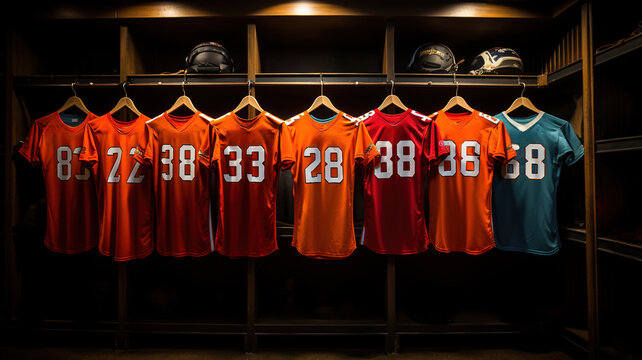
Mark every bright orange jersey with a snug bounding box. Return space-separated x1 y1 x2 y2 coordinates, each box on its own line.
199 111 295 257
134 112 213 257
80 113 154 261
428 110 516 254
19 112 99 254
287 111 379 259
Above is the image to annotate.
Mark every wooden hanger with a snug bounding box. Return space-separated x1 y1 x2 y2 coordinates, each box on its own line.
505 82 541 114
109 82 141 116
378 80 408 112
307 73 340 113
442 73 474 113
57 82 90 114
167 74 198 114
233 80 264 113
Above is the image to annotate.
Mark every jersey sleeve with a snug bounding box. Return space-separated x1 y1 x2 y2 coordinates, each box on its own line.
134 123 154 165
488 121 516 164
556 122 584 165
79 124 99 166
198 124 220 168
19 121 43 165
422 121 448 167
278 123 296 170
354 121 379 165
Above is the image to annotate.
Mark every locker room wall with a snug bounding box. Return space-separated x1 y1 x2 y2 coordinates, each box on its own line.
4 0 641 357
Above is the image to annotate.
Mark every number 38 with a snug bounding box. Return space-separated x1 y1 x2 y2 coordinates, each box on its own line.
502 144 545 180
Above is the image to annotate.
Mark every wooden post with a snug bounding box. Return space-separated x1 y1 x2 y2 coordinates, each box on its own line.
247 23 259 119
116 262 128 349
385 256 398 354
580 2 599 359
244 23 260 354
245 258 257 353
115 25 141 349
383 22 395 81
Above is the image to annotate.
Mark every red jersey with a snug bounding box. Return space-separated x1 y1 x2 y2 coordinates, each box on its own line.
80 113 154 260
19 112 99 254
286 111 379 259
199 111 295 257
428 110 516 254
134 112 213 257
360 109 447 254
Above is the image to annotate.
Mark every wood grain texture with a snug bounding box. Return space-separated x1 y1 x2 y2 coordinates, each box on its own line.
580 3 599 360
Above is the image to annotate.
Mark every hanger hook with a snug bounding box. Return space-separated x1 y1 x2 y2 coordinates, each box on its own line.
71 82 78 97
320 72 324 96
453 72 459 97
122 82 128 98
520 81 526 98
182 68 188 97
390 79 395 95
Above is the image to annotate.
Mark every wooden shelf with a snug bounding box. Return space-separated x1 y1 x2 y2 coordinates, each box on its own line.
255 317 386 335
596 135 642 154
561 227 642 262
13 73 545 88
13 75 120 87
394 73 543 87
594 33 642 67
396 310 537 335
126 321 246 335
547 32 642 84
546 60 581 85
127 73 249 86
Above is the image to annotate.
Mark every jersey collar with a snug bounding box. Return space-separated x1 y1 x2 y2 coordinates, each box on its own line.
501 111 544 132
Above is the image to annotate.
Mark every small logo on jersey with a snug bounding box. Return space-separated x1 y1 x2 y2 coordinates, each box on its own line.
79 146 87 154
134 147 145 156
365 143 374 156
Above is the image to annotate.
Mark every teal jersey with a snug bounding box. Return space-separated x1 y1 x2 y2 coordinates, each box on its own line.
492 112 583 255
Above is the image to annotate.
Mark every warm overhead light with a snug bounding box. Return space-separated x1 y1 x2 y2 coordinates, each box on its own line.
253 1 363 16
293 2 314 16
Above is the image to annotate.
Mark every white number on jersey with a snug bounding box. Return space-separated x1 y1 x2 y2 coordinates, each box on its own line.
222 145 266 183
460 141 480 177
438 140 457 177
106 147 145 184
437 140 481 177
56 146 89 181
304 146 344 184
374 140 416 179
502 144 520 179
178 145 196 181
161 144 174 181
502 143 545 180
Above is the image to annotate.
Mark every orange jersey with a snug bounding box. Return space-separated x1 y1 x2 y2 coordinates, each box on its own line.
134 112 213 257
80 113 154 261
199 111 295 257
428 110 516 254
286 111 379 259
19 112 99 254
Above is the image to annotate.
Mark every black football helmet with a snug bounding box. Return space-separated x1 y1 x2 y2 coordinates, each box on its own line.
407 43 456 73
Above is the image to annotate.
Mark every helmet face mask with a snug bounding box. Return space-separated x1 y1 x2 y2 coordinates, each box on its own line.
468 47 523 75
408 43 456 73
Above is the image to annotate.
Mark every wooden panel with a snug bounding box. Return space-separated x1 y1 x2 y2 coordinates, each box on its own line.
383 23 394 80
580 3 599 360
247 23 259 118
119 26 143 80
